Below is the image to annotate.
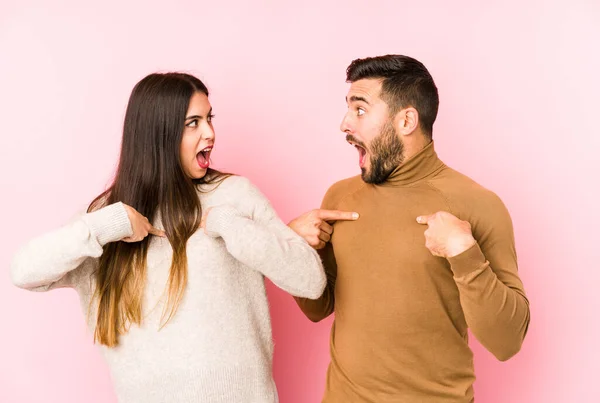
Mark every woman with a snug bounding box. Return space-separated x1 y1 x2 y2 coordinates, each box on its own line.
10 72 326 403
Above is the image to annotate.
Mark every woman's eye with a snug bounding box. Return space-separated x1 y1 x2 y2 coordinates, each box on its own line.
186 119 198 128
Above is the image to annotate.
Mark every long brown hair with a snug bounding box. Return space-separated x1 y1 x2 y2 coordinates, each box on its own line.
88 73 229 347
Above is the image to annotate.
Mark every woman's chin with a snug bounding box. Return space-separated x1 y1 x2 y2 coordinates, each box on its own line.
185 167 208 180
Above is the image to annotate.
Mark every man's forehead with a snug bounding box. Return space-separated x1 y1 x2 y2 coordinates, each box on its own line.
347 78 383 102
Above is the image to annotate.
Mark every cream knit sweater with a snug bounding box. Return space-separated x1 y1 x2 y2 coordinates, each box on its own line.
11 176 325 403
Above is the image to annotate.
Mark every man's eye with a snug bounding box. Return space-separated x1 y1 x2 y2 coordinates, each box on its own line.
357 108 365 116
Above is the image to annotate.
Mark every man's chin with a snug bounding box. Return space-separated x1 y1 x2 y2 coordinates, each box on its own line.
361 166 396 185
361 168 376 184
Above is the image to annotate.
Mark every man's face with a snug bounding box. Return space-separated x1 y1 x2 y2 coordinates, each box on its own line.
340 79 404 184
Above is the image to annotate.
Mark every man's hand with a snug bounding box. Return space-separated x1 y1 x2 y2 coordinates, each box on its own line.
289 209 359 249
417 211 476 258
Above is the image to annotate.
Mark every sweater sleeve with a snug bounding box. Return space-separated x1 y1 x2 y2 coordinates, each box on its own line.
204 178 326 299
293 243 337 322
448 193 530 361
10 202 133 292
293 184 340 322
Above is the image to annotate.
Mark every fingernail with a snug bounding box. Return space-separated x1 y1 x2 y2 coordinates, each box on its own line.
352 212 359 220
416 216 423 223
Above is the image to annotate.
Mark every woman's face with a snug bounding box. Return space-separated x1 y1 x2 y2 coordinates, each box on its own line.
180 92 215 179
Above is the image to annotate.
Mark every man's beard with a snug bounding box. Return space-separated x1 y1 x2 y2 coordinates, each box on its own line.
362 120 404 184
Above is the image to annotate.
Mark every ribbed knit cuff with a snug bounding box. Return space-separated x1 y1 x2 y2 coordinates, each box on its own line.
204 205 242 239
447 242 488 278
83 202 133 246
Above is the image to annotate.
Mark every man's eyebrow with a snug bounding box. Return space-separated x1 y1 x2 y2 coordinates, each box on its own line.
346 95 370 105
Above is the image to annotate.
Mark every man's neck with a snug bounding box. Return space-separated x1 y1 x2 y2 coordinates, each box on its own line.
402 132 432 161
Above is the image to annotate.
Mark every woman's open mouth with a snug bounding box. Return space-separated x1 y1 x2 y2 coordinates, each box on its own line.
196 146 212 169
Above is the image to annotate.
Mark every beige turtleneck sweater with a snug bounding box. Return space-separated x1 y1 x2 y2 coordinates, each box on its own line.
295 141 530 402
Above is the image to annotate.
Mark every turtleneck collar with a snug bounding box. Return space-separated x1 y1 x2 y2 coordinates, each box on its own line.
380 140 445 187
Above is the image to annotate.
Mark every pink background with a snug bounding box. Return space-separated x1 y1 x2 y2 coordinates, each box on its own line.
1 1 599 402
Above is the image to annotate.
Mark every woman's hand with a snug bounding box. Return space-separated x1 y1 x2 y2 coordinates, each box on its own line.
122 204 166 242
200 207 213 233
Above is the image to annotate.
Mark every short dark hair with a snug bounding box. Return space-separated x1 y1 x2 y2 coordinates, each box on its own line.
346 55 439 138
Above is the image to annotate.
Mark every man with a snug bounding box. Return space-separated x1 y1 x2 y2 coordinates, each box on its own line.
289 55 530 402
